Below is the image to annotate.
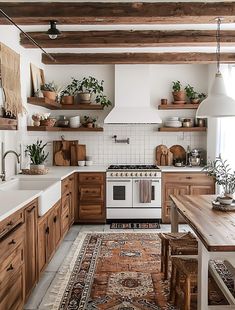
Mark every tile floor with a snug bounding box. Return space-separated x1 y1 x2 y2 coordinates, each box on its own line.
24 223 192 310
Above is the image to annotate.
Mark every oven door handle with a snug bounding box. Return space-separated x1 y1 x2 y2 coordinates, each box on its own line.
107 180 131 183
134 180 160 183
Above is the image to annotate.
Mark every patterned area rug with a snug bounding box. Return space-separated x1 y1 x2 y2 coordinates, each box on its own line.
42 233 231 310
110 222 161 229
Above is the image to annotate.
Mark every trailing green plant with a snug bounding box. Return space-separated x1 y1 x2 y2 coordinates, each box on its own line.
203 155 235 195
83 115 97 124
78 76 104 94
25 140 49 165
61 78 78 96
172 80 182 92
198 92 206 101
185 84 198 99
95 94 112 107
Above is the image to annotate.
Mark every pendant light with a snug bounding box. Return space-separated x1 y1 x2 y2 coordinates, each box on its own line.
196 18 235 118
46 21 61 40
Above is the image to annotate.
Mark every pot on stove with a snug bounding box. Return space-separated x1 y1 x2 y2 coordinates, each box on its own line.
189 149 201 166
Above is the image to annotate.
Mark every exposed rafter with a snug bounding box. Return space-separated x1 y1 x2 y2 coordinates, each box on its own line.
20 30 235 48
1 2 235 25
42 52 235 65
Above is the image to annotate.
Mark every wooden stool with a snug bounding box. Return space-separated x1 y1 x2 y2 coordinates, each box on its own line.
169 239 198 301
171 257 197 310
159 232 196 280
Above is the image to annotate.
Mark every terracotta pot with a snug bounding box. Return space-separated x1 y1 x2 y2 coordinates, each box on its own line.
62 95 74 105
191 98 200 104
87 122 93 128
42 91 56 101
40 118 56 127
78 92 91 103
172 91 186 103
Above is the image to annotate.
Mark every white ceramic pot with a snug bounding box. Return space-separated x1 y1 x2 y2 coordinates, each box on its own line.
78 161 85 166
69 116 80 128
85 160 93 166
30 164 45 170
217 196 233 205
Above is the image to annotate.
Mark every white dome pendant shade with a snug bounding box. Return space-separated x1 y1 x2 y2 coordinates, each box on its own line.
196 72 235 118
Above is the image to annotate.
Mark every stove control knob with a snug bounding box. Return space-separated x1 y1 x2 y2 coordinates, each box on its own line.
154 173 157 176
120 172 123 176
125 173 129 176
130 173 133 176
135 173 138 176
140 173 142 176
145 173 148 176
110 173 113 176
116 173 119 176
149 173 152 176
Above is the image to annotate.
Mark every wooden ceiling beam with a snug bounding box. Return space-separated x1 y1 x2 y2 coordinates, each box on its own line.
1 2 235 25
20 30 235 48
42 52 235 65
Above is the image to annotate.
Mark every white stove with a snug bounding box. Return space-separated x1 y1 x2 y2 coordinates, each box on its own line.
106 164 162 220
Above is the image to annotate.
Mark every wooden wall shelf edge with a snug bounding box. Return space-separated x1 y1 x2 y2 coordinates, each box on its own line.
158 103 200 110
158 127 207 132
0 117 18 130
27 126 103 132
27 97 104 110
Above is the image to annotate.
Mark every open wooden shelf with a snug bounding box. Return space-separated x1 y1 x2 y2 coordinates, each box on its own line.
158 127 207 132
0 117 18 130
27 97 104 110
158 103 200 110
27 126 103 132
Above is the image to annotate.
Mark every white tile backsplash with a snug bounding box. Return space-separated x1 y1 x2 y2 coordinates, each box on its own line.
23 124 207 166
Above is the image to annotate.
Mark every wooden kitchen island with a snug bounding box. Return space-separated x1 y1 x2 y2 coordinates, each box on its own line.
170 194 235 310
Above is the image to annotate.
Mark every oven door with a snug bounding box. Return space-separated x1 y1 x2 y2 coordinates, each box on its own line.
106 178 132 208
132 178 161 208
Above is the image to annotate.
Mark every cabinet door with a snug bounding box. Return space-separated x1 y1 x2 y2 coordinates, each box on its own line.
47 211 56 263
37 217 48 275
52 201 61 249
69 174 76 225
24 200 38 299
79 203 105 222
61 206 70 238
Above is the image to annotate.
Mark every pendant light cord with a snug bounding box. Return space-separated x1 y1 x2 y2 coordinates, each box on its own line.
216 17 221 74
0 9 56 62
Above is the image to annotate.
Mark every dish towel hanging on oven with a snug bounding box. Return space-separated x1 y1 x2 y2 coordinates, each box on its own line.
139 180 152 203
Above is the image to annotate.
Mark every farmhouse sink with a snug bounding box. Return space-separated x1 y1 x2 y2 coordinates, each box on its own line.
0 178 61 216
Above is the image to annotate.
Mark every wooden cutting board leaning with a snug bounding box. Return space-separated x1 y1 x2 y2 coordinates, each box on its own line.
169 145 186 163
155 144 173 166
53 137 78 166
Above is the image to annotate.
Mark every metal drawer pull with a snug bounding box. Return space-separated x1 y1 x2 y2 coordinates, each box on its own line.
9 239 16 245
7 264 14 271
186 176 192 179
7 221 13 226
152 180 160 183
107 180 131 183
53 216 57 223
66 214 69 218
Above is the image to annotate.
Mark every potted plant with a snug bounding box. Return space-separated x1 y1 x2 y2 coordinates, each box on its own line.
75 76 103 103
60 78 78 105
203 156 235 204
40 113 57 127
25 140 49 171
198 92 206 102
172 80 186 103
83 115 97 128
41 81 58 101
185 84 200 104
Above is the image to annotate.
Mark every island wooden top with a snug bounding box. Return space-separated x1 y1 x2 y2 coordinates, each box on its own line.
170 194 235 252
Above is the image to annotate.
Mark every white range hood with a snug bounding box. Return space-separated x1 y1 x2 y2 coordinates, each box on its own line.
104 65 162 124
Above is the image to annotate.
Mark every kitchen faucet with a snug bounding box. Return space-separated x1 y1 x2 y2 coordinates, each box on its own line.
0 150 20 181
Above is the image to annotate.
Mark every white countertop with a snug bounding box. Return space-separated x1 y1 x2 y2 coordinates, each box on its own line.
0 190 41 221
159 166 205 172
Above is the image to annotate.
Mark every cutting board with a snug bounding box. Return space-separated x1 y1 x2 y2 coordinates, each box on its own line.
76 144 86 161
169 145 186 162
53 139 78 166
156 145 173 166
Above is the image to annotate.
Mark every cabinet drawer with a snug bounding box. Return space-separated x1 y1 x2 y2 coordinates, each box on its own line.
0 210 24 239
0 244 24 286
79 203 104 219
163 172 213 185
0 223 25 260
61 177 70 196
79 173 104 184
79 185 104 201
0 264 24 310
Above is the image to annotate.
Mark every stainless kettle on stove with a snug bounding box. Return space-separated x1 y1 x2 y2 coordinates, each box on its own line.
189 149 201 166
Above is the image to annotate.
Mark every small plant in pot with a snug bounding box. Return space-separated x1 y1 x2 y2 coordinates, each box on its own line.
41 81 58 101
203 156 235 205
185 84 200 104
60 78 78 105
25 140 49 171
76 76 104 103
172 80 186 103
83 115 97 128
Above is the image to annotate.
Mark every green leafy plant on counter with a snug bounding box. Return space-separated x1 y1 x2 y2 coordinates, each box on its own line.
203 155 235 196
25 140 49 165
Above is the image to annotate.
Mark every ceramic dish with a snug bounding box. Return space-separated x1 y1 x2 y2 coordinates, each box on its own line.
165 121 182 128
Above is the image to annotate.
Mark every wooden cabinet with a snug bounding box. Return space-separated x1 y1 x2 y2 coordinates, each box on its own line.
24 199 38 300
37 200 61 276
0 221 25 310
78 172 106 223
162 172 215 223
